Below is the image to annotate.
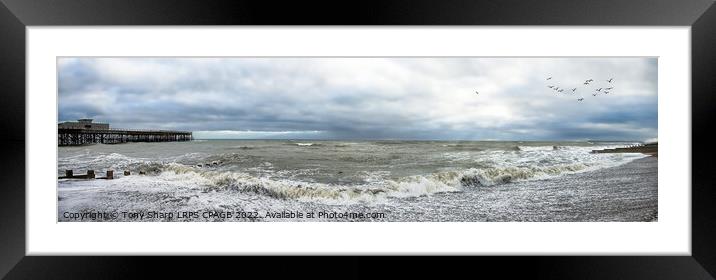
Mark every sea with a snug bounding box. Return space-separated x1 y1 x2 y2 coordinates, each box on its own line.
57 140 653 222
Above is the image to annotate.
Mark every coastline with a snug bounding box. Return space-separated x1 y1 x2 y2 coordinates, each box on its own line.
58 155 658 222
592 143 658 157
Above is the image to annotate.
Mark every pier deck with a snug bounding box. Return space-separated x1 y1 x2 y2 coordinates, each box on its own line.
58 128 192 146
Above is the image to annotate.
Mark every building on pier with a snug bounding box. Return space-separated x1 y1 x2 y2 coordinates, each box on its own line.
58 118 109 130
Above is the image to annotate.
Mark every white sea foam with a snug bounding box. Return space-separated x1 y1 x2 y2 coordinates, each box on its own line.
81 156 639 205
58 142 648 205
517 146 556 152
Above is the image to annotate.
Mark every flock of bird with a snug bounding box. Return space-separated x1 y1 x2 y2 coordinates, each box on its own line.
473 75 616 103
545 76 615 102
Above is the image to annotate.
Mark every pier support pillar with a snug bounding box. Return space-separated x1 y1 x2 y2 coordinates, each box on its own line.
106 170 114 179
87 170 95 179
65 170 73 178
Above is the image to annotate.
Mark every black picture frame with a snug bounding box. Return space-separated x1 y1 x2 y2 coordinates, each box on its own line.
1 0 715 278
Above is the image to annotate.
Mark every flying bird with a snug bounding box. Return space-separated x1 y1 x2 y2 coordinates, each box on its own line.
577 98 584 101
584 82 590 85
607 78 614 83
548 85 554 88
586 79 594 82
572 88 577 92
475 91 479 95
547 77 553 80
596 88 602 92
604 91 610 94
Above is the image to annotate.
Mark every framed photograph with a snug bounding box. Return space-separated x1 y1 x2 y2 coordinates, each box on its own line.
1 0 715 278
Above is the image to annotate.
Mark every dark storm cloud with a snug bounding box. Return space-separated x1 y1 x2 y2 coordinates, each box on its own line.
58 57 658 140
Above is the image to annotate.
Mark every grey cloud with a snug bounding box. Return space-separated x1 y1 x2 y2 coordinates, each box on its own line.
58 57 657 141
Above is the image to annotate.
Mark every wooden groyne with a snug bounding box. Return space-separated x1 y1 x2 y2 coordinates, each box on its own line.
591 143 658 156
58 128 192 146
59 169 145 180
59 160 227 180
60 169 109 179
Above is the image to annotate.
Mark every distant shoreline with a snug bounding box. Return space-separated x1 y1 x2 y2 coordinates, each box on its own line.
592 143 658 157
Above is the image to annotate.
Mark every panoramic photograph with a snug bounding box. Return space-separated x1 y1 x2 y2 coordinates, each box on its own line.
57 57 658 222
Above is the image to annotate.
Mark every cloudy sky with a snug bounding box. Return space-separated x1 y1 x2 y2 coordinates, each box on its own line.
58 57 657 141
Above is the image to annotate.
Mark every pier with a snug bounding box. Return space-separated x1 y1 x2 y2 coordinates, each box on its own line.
58 119 192 146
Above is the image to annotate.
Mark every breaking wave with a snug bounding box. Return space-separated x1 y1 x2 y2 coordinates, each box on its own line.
231 145 256 150
152 163 458 204
517 146 555 152
59 143 647 204
115 160 608 205
284 142 323 147
456 163 589 186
